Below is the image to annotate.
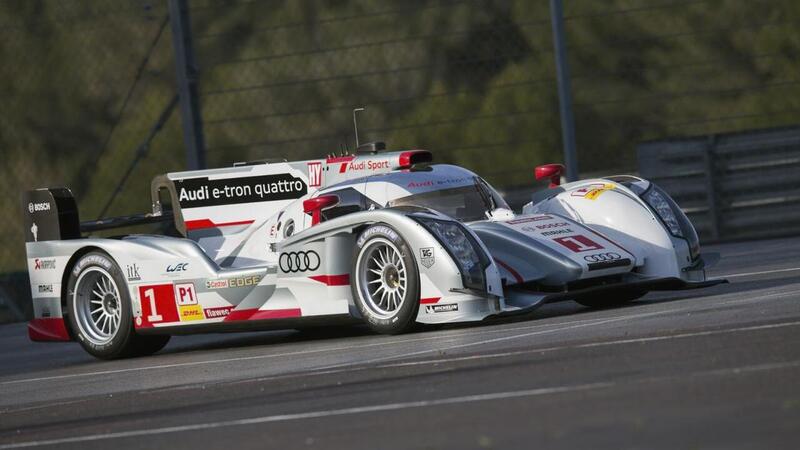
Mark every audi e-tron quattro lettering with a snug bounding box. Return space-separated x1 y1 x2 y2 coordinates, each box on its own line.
22 143 724 358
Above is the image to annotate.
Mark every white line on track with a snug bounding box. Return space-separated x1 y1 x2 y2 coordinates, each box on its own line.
716 267 800 278
1 360 798 449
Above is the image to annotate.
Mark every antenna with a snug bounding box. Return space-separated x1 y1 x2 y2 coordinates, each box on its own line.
353 107 366 147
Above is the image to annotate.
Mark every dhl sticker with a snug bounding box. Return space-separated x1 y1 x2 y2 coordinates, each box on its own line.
178 304 204 322
571 183 615 200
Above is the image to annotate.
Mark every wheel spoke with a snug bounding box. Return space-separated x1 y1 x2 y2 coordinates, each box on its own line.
368 279 382 284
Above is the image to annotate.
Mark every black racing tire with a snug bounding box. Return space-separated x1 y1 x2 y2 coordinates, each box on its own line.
575 290 648 308
351 224 420 334
66 251 170 359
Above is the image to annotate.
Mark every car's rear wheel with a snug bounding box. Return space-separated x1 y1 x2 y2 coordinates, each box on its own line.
67 251 170 359
352 224 420 334
575 289 647 308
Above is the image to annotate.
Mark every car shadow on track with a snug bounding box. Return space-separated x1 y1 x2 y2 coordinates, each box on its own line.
161 275 797 356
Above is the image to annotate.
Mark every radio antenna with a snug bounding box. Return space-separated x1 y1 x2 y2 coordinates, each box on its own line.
353 107 366 147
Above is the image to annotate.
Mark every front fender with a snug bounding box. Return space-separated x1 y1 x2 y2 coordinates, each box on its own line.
526 179 692 279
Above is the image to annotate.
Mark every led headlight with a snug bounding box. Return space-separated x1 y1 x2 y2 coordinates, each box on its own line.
414 217 489 291
643 188 682 237
642 184 700 260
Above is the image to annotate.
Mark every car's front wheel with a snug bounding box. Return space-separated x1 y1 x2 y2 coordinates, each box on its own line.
66 251 170 359
351 224 420 334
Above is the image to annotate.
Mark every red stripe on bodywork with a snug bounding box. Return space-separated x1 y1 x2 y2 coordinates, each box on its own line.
185 219 254 231
224 308 257 321
309 274 351 286
250 308 302 320
494 258 524 284
419 297 441 304
224 308 302 321
28 318 71 341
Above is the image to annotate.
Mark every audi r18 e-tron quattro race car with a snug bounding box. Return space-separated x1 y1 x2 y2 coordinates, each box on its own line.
22 142 723 358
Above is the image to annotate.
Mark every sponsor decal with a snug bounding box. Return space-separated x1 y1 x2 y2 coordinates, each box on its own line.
420 247 435 268
426 303 459 313
408 177 473 189
28 202 51 214
553 235 604 253
583 252 622 263
507 216 552 225
342 160 390 173
178 304 204 322
307 162 323 187
541 228 573 237
175 173 308 209
279 251 321 273
571 183 615 200
30 222 38 242
175 283 198 306
166 263 189 273
204 306 234 319
407 180 434 189
206 279 230 289
357 225 399 247
536 222 570 229
37 284 54 293
34 258 56 270
126 264 141 281
205 274 263 289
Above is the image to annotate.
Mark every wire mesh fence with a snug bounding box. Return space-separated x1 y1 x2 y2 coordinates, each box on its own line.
0 0 185 320
191 0 800 184
1 0 799 321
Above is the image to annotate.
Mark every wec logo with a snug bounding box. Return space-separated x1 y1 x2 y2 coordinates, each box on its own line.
166 263 189 273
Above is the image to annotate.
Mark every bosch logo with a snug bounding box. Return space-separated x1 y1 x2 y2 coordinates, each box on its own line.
28 202 50 213
583 252 622 263
279 251 321 273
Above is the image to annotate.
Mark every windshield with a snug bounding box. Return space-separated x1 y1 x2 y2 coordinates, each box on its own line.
388 178 509 222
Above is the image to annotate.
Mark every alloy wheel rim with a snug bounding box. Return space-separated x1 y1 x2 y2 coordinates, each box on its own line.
357 238 408 318
73 267 122 345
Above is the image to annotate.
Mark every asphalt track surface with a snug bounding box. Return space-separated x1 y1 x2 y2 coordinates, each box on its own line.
1 237 799 449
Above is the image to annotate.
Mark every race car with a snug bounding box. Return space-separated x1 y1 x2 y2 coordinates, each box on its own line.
22 142 724 358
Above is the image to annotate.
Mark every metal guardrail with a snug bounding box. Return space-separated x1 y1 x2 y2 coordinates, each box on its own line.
637 125 800 242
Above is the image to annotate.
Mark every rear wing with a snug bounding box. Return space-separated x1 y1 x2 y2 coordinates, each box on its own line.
22 187 172 243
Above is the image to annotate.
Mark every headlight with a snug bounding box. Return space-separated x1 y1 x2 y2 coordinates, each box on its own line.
642 184 700 260
643 188 682 236
413 217 489 291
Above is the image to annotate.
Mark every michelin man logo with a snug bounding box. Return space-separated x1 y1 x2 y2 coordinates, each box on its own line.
30 222 38 242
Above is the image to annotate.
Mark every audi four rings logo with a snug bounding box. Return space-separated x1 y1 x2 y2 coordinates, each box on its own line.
279 251 321 272
583 252 622 262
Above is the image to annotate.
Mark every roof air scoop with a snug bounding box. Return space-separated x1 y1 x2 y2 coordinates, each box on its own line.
356 141 386 155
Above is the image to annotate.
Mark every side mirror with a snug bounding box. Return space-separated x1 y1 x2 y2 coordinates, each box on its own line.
303 194 339 226
535 164 565 188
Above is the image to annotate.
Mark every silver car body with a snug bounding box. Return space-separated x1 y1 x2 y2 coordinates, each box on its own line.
23 149 719 341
